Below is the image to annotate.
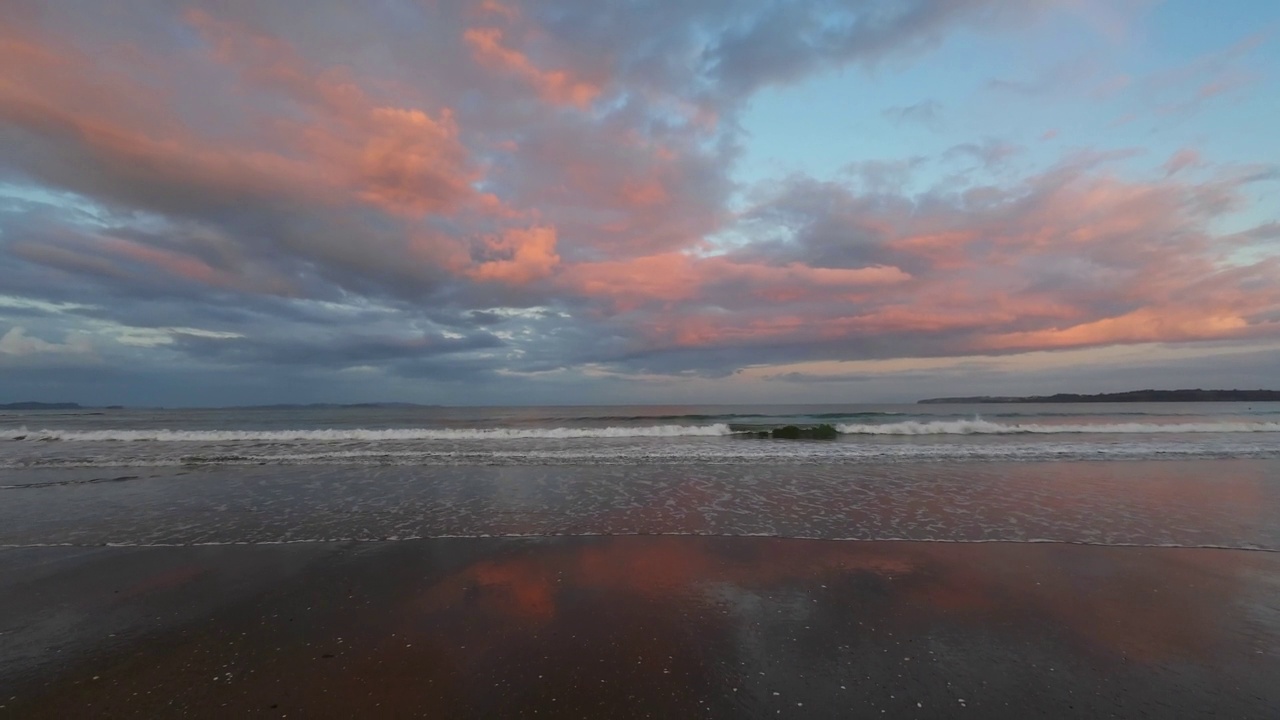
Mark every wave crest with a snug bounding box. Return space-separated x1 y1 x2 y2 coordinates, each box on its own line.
13 424 737 442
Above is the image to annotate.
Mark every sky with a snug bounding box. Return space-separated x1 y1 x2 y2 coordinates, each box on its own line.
1 0 1278 406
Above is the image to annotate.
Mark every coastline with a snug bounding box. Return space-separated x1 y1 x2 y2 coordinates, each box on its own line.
918 390 1280 403
3 537 1278 718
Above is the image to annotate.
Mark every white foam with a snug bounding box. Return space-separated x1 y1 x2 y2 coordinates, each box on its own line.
5 436 1280 470
14 423 737 442
835 419 1280 435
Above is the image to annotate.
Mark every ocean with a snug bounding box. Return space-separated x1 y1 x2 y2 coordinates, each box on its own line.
3 402 1279 550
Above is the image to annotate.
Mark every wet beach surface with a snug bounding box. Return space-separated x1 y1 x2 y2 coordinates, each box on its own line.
2 537 1278 718
4 460 1280 549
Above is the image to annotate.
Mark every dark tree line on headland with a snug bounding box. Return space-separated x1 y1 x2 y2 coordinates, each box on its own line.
918 389 1280 404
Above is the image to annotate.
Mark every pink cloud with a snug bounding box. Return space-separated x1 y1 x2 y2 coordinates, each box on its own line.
352 107 473 215
186 10 481 217
559 254 910 313
474 0 520 23
1 13 488 226
464 27 601 109
1163 148 1202 177
981 308 1257 351
558 253 702 311
468 226 562 285
488 124 727 258
547 165 1280 361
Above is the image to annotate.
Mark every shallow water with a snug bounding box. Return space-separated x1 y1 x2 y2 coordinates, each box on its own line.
4 402 1280 469
2 403 1278 551
2 459 1277 550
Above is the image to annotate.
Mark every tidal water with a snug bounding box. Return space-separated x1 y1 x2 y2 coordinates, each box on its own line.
2 403 1278 550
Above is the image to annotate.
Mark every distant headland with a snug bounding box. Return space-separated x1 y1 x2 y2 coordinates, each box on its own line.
0 402 85 410
918 389 1280 404
0 401 434 410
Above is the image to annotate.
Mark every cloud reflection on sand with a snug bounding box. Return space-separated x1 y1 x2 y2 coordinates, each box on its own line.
406 537 1257 665
5 538 1279 717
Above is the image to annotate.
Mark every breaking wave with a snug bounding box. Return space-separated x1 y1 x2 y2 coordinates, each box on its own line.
11 424 737 442
10 419 1280 445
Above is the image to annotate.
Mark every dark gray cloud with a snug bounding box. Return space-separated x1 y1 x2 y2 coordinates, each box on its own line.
704 0 1029 100
525 0 1034 107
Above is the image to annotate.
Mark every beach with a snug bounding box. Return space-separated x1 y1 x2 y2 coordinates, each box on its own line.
8 1 1280 714
2 402 1279 717
2 538 1278 718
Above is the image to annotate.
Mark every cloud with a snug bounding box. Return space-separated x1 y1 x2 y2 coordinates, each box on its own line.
0 1 1276 403
1142 33 1266 118
701 0 1045 100
168 329 506 370
943 138 1024 171
467 226 562 285
1163 148 1203 177
987 60 1101 96
563 159 1280 374
464 26 601 109
882 100 943 129
0 326 94 364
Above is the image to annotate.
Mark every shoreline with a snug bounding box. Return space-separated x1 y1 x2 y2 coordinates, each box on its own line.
4 537 1278 718
4 535 1280 552
918 390 1280 403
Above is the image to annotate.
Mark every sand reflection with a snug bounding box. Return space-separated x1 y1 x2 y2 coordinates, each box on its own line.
8 538 1277 718
407 537 1257 664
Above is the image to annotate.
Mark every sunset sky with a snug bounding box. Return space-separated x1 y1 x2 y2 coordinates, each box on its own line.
2 0 1278 406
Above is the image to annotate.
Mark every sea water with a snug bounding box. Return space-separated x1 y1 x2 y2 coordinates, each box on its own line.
2 403 1278 549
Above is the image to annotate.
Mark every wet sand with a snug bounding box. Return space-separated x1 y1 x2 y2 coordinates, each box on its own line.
1 538 1278 718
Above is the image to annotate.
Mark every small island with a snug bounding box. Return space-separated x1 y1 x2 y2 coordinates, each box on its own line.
0 402 84 410
918 389 1280 404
